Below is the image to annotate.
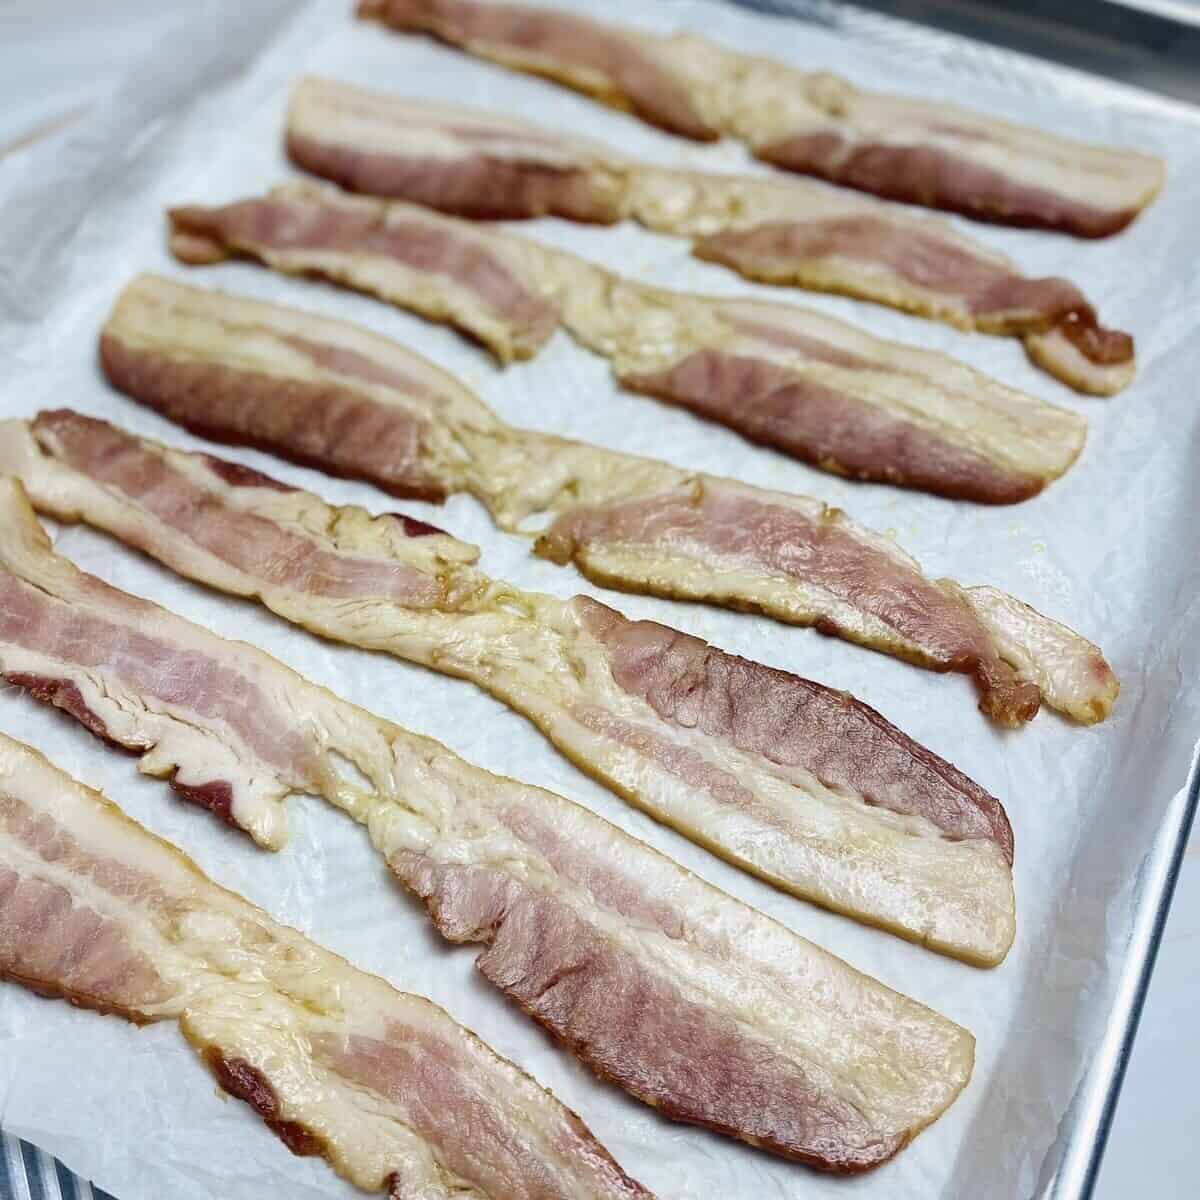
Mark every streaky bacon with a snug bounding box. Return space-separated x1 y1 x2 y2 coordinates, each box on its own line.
0 413 1019 964
358 0 718 140
100 274 1117 729
0 727 651 1199
287 79 1135 395
0 479 976 1171
288 77 626 223
165 183 1089 502
168 187 558 365
357 0 1164 239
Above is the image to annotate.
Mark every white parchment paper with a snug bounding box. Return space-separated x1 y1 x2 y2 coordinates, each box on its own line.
1 2 1199 1197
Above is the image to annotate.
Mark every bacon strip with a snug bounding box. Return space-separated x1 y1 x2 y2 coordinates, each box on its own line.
167 183 1087 501
0 729 651 1199
358 0 1164 240
360 0 718 140
0 479 975 1170
169 187 558 365
287 79 1135 395
101 274 1116 728
0 413 1018 964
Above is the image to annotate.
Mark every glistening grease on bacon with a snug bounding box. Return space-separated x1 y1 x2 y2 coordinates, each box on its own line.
286 80 1136 395
0 415 1019 963
164 184 1089 499
0 732 651 1199
358 0 1164 238
0 481 976 1168
100 276 1115 727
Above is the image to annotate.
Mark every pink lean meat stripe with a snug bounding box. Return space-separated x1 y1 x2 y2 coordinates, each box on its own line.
575 596 1013 857
168 190 558 362
36 408 444 608
359 0 718 140
0 479 975 1168
0 731 651 1198
620 347 1044 505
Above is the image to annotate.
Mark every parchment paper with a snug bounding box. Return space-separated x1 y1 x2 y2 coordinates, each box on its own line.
1 2 1199 1198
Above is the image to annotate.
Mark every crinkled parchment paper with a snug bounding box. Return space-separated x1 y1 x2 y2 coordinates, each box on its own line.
1 2 1199 1197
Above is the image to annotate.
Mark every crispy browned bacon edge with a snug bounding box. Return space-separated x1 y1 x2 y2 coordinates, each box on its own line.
0 478 976 1171
0 727 652 1199
101 273 1117 733
357 0 1164 240
0 413 1018 964
165 182 1092 500
286 78 1135 395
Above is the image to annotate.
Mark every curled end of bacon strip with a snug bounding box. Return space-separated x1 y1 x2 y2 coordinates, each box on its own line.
690 214 1137 397
1023 320 1137 398
950 583 1119 726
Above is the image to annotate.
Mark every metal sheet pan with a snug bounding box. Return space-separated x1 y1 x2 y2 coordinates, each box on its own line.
0 3 1198 1199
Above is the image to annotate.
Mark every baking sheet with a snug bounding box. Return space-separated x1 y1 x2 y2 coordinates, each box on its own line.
1 2 1199 1197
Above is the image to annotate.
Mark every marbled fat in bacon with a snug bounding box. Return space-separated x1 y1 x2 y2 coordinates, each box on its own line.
34 408 457 609
575 595 1012 854
357 0 718 140
100 276 1115 727
544 272 1087 506
0 732 648 1198
0 416 1018 963
358 0 1164 238
540 477 1112 728
0 487 975 1168
165 188 1089 497
0 480 323 848
286 80 1135 394
288 77 625 222
168 184 559 363
691 214 1135 396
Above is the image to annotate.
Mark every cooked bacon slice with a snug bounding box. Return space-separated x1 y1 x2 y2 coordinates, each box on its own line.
288 77 626 223
101 274 1116 729
0 480 975 1170
0 413 1019 964
358 0 719 140
358 0 1164 239
0 729 651 1199
287 80 1135 395
169 186 558 364
166 184 1087 502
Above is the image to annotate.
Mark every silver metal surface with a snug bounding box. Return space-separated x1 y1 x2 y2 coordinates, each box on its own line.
728 0 1200 117
717 4 1200 1197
